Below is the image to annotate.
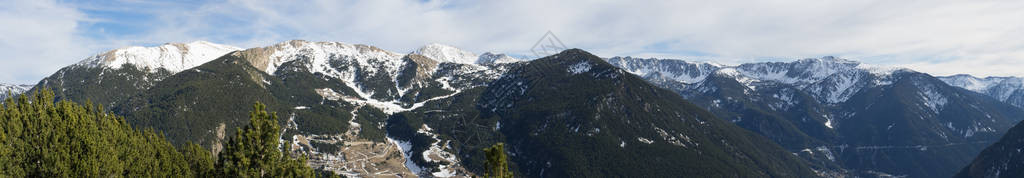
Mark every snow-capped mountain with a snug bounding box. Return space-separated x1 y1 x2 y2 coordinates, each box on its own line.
390 49 818 177
75 41 241 73
32 38 1022 177
103 40 526 177
608 56 1024 177
939 74 1024 108
31 41 241 108
410 43 523 65
609 56 904 104
0 83 32 100
412 43 480 64
231 40 506 106
476 52 520 64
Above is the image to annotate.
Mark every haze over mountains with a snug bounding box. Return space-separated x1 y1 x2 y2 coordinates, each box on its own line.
4 40 1023 177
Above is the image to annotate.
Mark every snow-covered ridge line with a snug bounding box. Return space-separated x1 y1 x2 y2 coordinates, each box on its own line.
75 41 242 73
413 43 523 65
233 40 521 76
939 74 1023 93
234 40 406 76
413 43 479 64
938 74 1024 105
608 56 913 103
0 83 33 94
610 56 910 85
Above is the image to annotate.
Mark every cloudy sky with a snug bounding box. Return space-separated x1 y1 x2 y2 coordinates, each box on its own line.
1 0 1022 84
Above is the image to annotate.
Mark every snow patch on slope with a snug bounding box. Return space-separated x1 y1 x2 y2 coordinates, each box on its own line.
416 125 461 177
315 87 464 114
568 61 592 74
918 83 948 114
387 136 425 175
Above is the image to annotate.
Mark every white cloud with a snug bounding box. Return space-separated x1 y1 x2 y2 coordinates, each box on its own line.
131 0 1024 78
2 0 1023 84
0 0 96 84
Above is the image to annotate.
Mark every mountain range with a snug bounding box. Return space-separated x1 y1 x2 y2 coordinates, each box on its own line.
607 56 1024 177
0 83 32 101
6 40 1024 177
939 75 1024 109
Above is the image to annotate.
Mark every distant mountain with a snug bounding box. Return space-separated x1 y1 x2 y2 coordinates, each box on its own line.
939 74 1024 108
27 39 823 177
388 49 818 177
0 83 32 100
108 40 517 177
38 39 1024 177
608 56 1024 177
956 119 1024 178
30 41 240 107
412 43 523 65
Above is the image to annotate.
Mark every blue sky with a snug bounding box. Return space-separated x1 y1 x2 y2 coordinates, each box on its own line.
1 0 1023 84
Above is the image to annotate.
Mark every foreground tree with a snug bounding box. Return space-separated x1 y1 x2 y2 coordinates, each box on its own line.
483 143 513 178
0 90 188 177
0 90 326 177
215 103 314 177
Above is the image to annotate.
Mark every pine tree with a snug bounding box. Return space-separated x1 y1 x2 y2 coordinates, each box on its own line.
183 142 215 177
483 143 513 178
0 89 189 177
215 102 314 177
0 90 324 177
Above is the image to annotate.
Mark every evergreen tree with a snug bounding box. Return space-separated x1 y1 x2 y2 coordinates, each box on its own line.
215 102 314 177
0 90 323 177
483 143 513 178
184 142 216 177
0 89 189 177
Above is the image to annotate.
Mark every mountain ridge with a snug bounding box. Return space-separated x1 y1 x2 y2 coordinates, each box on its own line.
0 83 33 101
939 74 1024 108
388 49 820 177
608 55 1024 177
18 39 1024 177
74 41 242 73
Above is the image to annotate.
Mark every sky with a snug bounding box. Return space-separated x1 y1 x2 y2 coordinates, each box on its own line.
1 0 1023 84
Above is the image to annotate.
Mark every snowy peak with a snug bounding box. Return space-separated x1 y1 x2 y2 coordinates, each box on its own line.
796 56 859 65
236 41 519 74
737 56 861 85
477 52 521 64
232 40 403 75
939 74 1023 93
411 43 479 64
939 74 1024 106
0 83 32 100
606 56 721 84
0 83 32 94
76 41 241 73
609 56 910 104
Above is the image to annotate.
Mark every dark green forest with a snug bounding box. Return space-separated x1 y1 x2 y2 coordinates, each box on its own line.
0 90 331 177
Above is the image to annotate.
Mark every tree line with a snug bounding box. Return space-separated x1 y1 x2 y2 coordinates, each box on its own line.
0 89 334 177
